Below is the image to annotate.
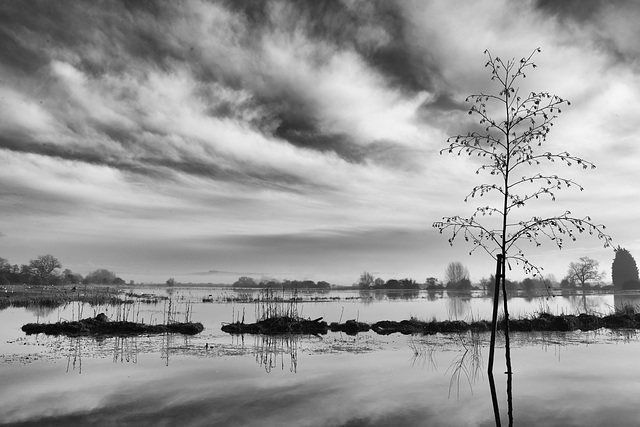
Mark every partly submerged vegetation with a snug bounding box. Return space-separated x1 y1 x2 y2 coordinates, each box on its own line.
221 301 640 336
22 313 204 337
219 285 640 337
12 284 201 337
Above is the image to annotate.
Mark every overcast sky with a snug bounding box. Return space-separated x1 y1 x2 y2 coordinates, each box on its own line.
1 0 638 285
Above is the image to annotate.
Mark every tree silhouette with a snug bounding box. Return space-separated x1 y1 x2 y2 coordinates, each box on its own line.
28 254 62 285
612 246 639 289
566 257 604 288
357 271 374 289
444 261 471 291
434 49 611 278
432 48 612 426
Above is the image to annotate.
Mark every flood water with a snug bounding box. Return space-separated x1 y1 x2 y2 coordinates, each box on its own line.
2 287 640 426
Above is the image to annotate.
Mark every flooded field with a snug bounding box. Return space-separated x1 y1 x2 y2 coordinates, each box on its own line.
2 287 640 426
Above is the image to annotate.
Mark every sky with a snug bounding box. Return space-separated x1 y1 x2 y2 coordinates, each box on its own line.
1 0 639 285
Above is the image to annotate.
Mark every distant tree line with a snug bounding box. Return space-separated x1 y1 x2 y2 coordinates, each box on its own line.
355 272 421 290
354 249 640 293
556 248 640 290
232 276 332 289
0 254 127 287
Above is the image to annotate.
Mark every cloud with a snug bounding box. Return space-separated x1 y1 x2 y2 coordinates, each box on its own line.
0 0 638 281
188 269 265 277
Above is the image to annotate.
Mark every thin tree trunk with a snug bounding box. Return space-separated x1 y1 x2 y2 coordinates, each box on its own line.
500 256 513 426
488 254 503 427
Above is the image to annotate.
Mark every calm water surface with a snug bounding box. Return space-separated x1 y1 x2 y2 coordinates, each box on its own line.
2 288 640 426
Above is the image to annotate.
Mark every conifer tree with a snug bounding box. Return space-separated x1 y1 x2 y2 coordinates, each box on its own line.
612 246 639 289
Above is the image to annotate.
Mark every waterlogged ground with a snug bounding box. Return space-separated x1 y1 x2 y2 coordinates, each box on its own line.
2 288 640 426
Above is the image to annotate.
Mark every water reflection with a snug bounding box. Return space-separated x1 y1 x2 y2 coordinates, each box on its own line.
63 336 140 373
7 321 640 426
385 289 421 300
613 293 640 311
408 331 484 398
51 333 197 371
425 290 444 301
405 331 613 426
253 335 299 373
54 332 315 374
357 290 375 305
564 291 609 314
25 304 57 322
408 336 437 371
446 296 472 320
447 331 483 399
112 336 139 364
65 337 83 373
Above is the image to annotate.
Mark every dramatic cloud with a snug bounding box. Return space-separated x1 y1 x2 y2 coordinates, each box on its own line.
0 0 638 283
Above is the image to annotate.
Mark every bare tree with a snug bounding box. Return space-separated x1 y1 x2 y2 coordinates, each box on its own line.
357 271 374 289
444 261 469 285
434 49 611 279
432 48 612 426
28 254 61 284
566 257 604 288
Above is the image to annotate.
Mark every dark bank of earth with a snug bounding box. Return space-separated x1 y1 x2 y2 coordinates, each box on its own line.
221 312 640 336
22 313 204 337
221 316 329 335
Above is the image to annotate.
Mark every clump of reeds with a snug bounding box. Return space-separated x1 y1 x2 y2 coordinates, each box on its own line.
255 287 300 322
162 297 194 324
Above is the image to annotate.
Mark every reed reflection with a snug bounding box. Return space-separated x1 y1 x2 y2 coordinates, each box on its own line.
56 333 196 371
65 337 83 374
253 334 299 373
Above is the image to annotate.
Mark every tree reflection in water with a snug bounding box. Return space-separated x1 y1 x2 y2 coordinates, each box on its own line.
446 295 471 320
409 330 518 426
